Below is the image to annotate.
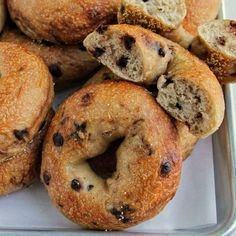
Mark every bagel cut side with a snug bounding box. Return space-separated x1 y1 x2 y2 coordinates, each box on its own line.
41 81 182 230
84 24 225 137
191 20 236 83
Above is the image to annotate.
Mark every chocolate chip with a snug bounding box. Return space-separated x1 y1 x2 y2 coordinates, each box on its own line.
87 185 94 191
43 171 51 185
176 103 182 110
217 36 226 46
110 208 132 224
122 204 135 213
71 179 82 192
143 0 149 2
78 42 87 51
120 5 125 14
53 132 64 147
71 122 87 142
123 35 136 50
49 64 63 78
158 48 165 57
13 128 29 141
96 25 108 34
196 112 203 119
161 161 172 175
58 203 64 208
81 93 91 103
92 47 105 57
116 56 129 68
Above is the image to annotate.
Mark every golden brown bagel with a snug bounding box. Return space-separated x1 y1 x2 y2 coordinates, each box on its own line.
0 27 100 88
191 20 236 83
41 81 182 230
183 0 221 36
84 24 225 137
0 109 54 196
84 67 198 160
7 0 121 44
0 42 54 161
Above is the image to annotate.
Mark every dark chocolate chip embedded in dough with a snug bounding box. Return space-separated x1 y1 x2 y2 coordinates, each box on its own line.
116 56 129 68
43 171 51 185
71 179 82 192
81 93 91 103
96 25 108 34
49 64 63 78
13 128 29 141
110 208 132 224
87 185 94 191
161 161 172 175
217 36 226 46
53 132 64 147
143 0 149 2
123 35 136 50
92 47 105 57
158 48 166 57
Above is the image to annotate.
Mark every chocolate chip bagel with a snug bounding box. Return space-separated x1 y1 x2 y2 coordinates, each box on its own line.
7 0 121 44
0 42 54 162
0 110 53 196
41 81 182 230
84 67 198 160
84 24 225 138
1 27 100 89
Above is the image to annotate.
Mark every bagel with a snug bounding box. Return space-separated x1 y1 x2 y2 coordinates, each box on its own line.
0 0 6 33
83 24 173 85
0 109 54 196
191 20 236 83
7 0 121 44
84 67 198 160
117 0 220 48
183 0 221 36
0 27 100 89
0 42 54 161
83 24 225 137
41 81 182 230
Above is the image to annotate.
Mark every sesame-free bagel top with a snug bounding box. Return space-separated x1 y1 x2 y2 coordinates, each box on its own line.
7 0 121 44
41 81 182 230
0 42 54 161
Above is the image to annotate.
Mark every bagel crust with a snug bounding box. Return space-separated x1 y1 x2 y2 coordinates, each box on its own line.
84 24 225 137
41 81 182 230
0 0 6 33
0 109 54 196
1 27 100 88
7 0 121 44
0 42 54 161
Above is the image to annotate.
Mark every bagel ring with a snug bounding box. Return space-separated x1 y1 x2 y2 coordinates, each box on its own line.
7 0 121 44
0 42 54 161
41 81 182 230
0 27 100 89
84 67 198 161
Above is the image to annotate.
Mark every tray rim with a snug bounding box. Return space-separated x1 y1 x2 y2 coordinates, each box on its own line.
1 0 236 235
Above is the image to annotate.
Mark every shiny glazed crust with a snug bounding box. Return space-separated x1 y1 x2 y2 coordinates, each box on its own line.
7 0 121 44
41 81 182 230
0 109 54 196
1 27 100 88
183 0 221 36
0 42 54 161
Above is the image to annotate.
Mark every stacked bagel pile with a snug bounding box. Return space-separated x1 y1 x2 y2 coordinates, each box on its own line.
0 0 235 231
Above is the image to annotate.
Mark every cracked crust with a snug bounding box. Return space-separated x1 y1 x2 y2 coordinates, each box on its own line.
7 0 121 44
0 42 54 161
1 27 100 89
41 81 182 230
0 109 54 196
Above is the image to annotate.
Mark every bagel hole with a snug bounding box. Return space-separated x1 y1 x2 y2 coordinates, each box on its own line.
87 138 124 179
